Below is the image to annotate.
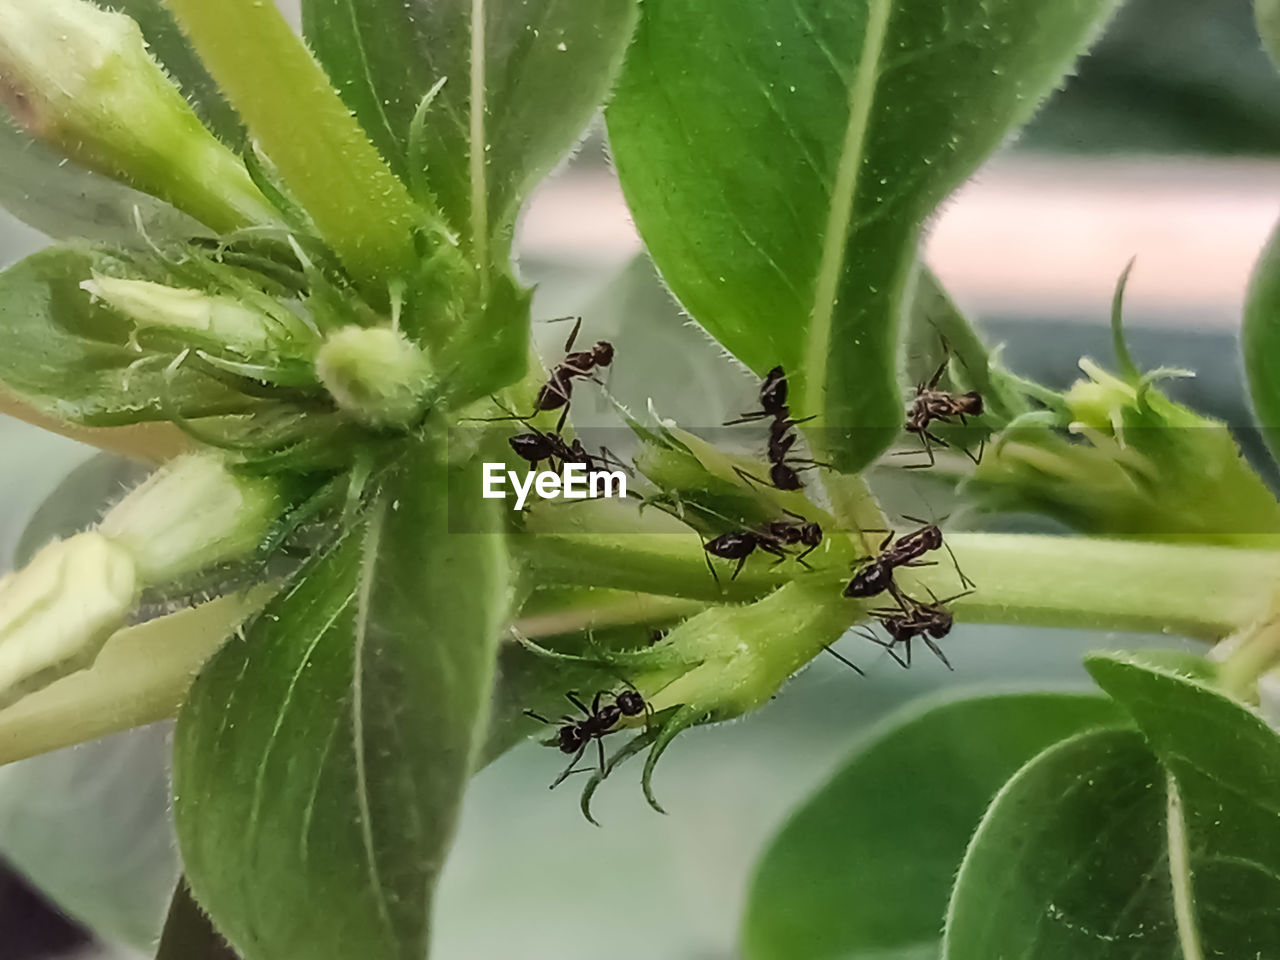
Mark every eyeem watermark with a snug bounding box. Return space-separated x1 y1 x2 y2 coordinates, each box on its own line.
482 462 627 510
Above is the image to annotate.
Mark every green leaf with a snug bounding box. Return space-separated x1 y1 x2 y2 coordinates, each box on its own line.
0 246 251 426
742 692 1124 960
1087 653 1280 955
302 0 638 253
157 879 240 960
606 0 1119 471
943 729 1175 959
1259 0 1280 72
1244 216 1280 463
902 266 1031 427
174 436 508 960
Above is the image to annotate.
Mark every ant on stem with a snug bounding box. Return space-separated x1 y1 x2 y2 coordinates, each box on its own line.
843 515 974 598
525 688 649 789
725 365 827 491
903 345 985 469
702 510 824 580
860 588 973 670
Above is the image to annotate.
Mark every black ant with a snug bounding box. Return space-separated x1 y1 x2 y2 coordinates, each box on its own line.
703 511 823 580
525 688 647 789
534 317 614 431
843 516 973 598
763 514 823 561
862 590 970 670
725 366 826 492
725 365 789 423
507 426 626 476
904 354 984 468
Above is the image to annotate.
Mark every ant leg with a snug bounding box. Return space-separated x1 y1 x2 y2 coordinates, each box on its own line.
732 465 769 489
554 403 572 435
796 543 819 564
927 357 949 391
590 690 605 715
860 629 909 669
549 742 590 790
596 737 607 777
924 637 954 670
566 692 591 717
563 316 583 353
960 434 987 467
822 645 866 677
731 554 750 581
723 410 769 426
903 432 938 470
524 710 555 725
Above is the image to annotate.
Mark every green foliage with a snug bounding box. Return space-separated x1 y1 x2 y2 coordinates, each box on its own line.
174 437 507 960
943 729 1173 958
0 246 251 425
743 692 1125 960
1245 216 1280 462
3 1 1280 958
303 0 637 260
942 657 1280 957
607 0 1120 471
1259 0 1280 72
1088 653 1280 952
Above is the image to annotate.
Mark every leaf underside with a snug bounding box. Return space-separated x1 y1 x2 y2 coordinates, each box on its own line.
174 438 507 960
607 0 1119 470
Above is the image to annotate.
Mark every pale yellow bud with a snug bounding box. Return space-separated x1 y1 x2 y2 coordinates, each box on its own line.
80 274 307 359
99 453 282 583
0 532 137 708
315 326 433 428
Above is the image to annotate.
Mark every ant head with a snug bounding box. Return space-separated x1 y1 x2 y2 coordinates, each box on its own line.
592 341 615 366
770 462 802 490
615 690 645 716
959 392 984 415
760 366 788 411
801 522 823 546
926 608 954 638
557 725 587 754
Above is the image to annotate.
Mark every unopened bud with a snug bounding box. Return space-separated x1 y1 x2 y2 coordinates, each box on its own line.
315 327 432 429
99 454 282 583
0 532 136 708
81 274 307 359
0 0 276 232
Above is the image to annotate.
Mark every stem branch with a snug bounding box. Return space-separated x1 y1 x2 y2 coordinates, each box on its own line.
163 0 420 287
515 531 1280 640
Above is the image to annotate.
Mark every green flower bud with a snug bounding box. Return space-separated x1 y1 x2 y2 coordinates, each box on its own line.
969 359 1280 545
0 0 276 231
80 273 307 360
99 453 283 584
0 532 137 708
315 326 432 429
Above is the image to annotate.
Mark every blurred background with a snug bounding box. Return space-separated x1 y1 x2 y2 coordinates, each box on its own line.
1 0 1278 957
